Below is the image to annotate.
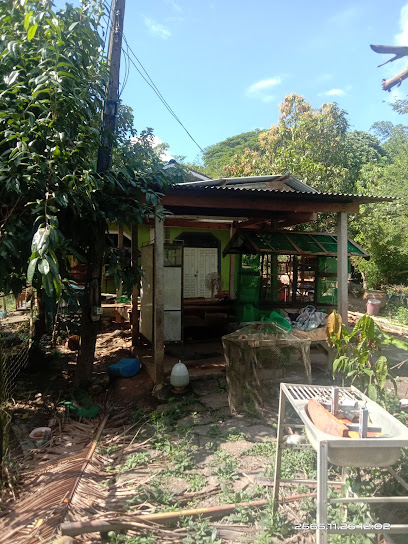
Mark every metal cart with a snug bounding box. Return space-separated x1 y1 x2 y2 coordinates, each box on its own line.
273 383 408 543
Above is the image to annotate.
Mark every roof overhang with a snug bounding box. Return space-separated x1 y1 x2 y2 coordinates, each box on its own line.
162 184 394 218
223 230 369 258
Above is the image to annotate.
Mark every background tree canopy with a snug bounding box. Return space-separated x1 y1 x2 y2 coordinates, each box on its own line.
191 93 408 289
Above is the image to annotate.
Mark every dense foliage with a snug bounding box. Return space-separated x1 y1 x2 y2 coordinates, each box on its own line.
351 122 408 288
194 93 408 288
0 1 185 386
328 311 408 403
225 94 385 194
0 1 181 298
0 0 106 295
201 129 264 178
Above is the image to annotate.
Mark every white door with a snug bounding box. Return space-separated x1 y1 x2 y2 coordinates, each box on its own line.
183 247 218 298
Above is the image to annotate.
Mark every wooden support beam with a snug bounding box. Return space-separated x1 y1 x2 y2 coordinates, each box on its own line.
145 218 231 230
154 205 165 385
275 212 317 228
131 223 139 347
117 226 124 299
229 226 236 299
162 193 360 214
337 212 348 324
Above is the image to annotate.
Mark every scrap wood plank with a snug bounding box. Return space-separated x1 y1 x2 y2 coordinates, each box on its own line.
307 398 349 437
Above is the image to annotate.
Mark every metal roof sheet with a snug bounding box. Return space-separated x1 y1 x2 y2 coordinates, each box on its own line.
171 183 395 204
178 174 318 193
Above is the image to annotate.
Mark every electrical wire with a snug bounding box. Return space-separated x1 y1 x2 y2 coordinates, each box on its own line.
121 34 204 153
119 33 130 97
101 1 113 56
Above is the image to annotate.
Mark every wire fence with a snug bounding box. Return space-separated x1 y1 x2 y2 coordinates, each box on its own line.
0 315 32 468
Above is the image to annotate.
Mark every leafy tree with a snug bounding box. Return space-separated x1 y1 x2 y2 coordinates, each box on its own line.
225 94 383 194
351 129 408 288
201 129 264 178
0 0 106 299
0 1 182 387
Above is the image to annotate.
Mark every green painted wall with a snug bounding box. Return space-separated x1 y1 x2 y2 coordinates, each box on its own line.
105 224 231 294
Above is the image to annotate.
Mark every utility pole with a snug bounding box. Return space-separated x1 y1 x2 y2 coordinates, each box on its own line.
76 0 126 388
98 0 126 173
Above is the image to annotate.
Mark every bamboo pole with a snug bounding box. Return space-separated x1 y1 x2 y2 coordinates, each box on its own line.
61 493 316 537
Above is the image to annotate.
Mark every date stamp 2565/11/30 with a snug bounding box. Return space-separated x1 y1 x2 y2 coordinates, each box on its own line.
294 523 391 531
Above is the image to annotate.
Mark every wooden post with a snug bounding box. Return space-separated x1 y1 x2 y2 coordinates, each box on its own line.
337 212 348 324
229 226 236 299
316 441 329 544
131 223 139 347
154 205 165 385
117 225 123 299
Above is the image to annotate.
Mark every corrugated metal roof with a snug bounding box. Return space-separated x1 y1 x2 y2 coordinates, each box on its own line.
178 174 318 193
171 183 395 203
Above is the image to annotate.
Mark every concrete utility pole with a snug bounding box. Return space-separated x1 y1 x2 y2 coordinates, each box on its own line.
76 0 126 388
97 0 126 173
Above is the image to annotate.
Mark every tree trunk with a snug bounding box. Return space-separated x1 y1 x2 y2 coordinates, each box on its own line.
75 226 105 389
33 292 46 344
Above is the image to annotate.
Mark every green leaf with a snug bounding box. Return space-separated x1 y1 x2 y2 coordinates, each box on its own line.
46 254 59 278
27 23 38 41
38 258 50 275
53 277 62 300
42 273 53 297
27 257 38 284
367 384 377 401
52 145 61 157
6 70 19 86
390 337 408 350
332 355 348 373
375 355 389 389
24 11 33 31
57 71 75 79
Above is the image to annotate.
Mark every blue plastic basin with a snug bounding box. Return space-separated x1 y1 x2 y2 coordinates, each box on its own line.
108 358 141 378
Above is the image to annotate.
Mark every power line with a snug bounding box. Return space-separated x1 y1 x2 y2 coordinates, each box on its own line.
101 2 113 56
121 35 204 153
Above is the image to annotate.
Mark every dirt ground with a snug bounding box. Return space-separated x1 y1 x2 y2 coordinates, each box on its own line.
2 309 408 543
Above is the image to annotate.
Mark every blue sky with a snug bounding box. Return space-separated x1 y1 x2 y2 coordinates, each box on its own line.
55 1 408 163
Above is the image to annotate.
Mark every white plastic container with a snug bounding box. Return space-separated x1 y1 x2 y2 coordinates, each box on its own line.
170 362 190 389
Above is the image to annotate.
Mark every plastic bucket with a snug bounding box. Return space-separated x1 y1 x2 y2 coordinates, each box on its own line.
242 304 255 322
367 299 381 316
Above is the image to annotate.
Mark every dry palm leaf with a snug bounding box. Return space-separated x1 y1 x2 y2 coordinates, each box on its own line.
0 415 108 544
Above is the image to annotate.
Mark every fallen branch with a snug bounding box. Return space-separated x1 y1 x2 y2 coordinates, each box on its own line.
61 493 317 537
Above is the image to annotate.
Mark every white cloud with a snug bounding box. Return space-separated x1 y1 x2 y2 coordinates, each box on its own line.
396 4 408 45
143 16 171 39
323 88 346 96
247 77 282 94
246 77 281 103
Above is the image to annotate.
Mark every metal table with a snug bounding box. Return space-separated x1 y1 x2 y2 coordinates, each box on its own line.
273 383 408 543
